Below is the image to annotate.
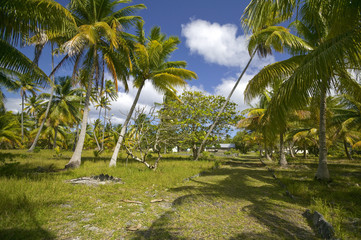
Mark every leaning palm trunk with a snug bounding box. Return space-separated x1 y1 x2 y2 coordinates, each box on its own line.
315 83 330 180
344 140 353 160
21 93 24 144
279 131 287 166
65 77 93 168
109 83 144 167
65 51 97 168
195 50 256 160
101 107 107 150
28 44 56 152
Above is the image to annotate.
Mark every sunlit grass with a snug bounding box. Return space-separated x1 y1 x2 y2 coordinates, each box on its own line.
0 149 213 239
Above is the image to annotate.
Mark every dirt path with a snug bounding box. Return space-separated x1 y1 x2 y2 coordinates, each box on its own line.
133 157 316 239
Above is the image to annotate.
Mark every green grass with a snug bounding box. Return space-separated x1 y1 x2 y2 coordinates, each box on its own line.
1 150 359 239
0 149 213 240
272 156 361 239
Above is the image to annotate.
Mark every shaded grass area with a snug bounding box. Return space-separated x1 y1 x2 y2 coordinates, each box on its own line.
134 156 315 239
271 156 361 239
4 150 359 239
0 149 213 240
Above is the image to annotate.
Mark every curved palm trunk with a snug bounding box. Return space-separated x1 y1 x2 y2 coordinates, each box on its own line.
304 143 307 159
279 131 287 166
265 142 272 161
344 139 353 160
53 126 58 149
65 51 97 168
65 77 93 168
21 92 24 144
315 83 330 180
28 44 56 152
195 50 256 160
101 107 107 150
109 82 144 167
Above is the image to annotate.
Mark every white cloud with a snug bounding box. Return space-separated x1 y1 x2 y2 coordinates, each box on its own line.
181 19 274 71
213 73 256 112
5 98 21 113
89 81 165 125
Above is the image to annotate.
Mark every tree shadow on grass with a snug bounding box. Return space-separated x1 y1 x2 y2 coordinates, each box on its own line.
0 228 55 240
132 157 316 239
0 194 56 240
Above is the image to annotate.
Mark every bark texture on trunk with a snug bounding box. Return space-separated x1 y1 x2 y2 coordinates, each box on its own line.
65 77 93 168
28 44 56 152
264 141 272 161
21 94 24 144
53 126 58 149
192 143 198 160
315 83 330 180
344 140 353 160
109 83 144 167
194 50 256 161
279 131 287 166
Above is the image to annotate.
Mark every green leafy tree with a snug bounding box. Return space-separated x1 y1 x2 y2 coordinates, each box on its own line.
38 76 82 149
0 112 21 148
243 0 361 180
195 2 311 160
161 91 239 160
65 0 145 168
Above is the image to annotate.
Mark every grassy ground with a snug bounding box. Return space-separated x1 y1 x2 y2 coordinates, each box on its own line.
271 156 361 239
0 149 359 239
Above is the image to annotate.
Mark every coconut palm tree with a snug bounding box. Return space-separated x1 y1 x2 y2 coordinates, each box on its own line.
239 91 274 161
331 95 361 160
64 0 146 168
0 0 73 85
0 112 21 148
194 2 312 160
15 75 41 144
38 76 82 149
243 0 361 180
109 23 197 167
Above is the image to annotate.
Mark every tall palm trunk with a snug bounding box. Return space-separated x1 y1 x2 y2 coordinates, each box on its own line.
315 83 330 180
28 44 55 152
304 143 307 159
53 126 58 149
66 51 97 168
344 139 352 160
279 131 287 166
101 107 107 150
109 82 145 167
265 142 272 161
21 92 24 144
195 50 256 160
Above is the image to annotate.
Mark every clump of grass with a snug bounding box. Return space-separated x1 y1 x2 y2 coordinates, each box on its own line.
276 157 361 239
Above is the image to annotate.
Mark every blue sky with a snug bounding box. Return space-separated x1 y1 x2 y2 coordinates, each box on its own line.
5 0 286 124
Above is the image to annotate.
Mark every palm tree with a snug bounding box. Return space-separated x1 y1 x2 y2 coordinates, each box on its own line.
238 91 273 161
109 23 197 167
194 3 312 160
0 112 21 148
25 95 43 123
38 76 82 149
0 0 74 86
16 75 41 144
243 0 361 180
64 0 146 168
331 95 361 160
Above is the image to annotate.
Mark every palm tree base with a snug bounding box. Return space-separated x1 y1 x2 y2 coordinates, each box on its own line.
65 161 80 169
315 161 330 181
